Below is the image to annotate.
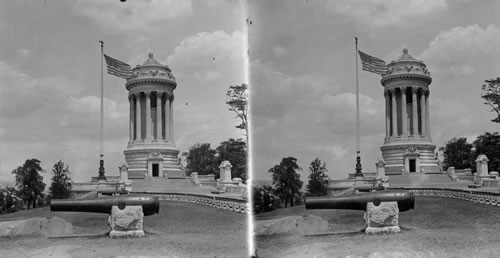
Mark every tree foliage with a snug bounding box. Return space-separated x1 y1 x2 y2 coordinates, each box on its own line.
216 138 247 182
184 143 218 177
48 160 72 200
184 139 248 181
11 159 46 209
473 132 500 172
252 185 280 214
481 78 500 123
268 157 303 208
0 186 22 214
439 137 475 171
306 158 329 197
226 84 248 143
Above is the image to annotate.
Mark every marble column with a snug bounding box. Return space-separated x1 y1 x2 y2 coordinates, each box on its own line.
145 91 152 141
129 94 134 142
135 92 141 141
419 89 426 136
390 88 397 137
170 95 174 142
426 90 431 137
412 87 418 136
156 92 162 141
384 90 390 138
164 94 170 142
401 86 407 136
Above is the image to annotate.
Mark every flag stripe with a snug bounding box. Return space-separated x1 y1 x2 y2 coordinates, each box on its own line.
358 50 388 75
103 54 133 79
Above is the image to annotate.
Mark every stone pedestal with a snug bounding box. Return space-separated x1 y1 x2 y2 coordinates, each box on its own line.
364 202 400 234
108 205 145 238
219 160 233 183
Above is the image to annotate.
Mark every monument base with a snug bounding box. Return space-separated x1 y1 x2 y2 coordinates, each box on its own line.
109 229 145 238
108 205 144 238
365 226 401 234
364 201 400 234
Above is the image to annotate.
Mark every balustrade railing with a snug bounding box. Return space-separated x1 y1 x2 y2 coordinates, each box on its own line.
131 191 249 214
389 187 500 207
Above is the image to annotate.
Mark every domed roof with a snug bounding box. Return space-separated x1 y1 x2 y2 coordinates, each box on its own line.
127 53 176 82
381 48 431 85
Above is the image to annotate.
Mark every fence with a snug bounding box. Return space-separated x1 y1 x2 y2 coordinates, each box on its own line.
131 191 249 214
389 187 500 207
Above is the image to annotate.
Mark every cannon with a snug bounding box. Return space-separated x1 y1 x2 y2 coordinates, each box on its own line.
50 194 159 216
305 190 414 212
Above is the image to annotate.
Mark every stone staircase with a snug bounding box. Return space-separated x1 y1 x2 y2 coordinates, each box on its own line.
389 174 470 188
130 177 216 193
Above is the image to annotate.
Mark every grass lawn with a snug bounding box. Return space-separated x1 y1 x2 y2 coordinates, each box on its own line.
0 200 247 257
255 196 500 257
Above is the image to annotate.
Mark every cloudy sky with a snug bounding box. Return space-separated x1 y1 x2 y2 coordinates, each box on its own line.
0 0 247 184
249 0 500 181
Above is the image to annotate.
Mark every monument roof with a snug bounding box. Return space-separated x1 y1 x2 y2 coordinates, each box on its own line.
142 52 162 66
125 53 177 88
381 48 431 84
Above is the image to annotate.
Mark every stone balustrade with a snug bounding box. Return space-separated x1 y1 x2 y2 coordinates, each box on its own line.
389 187 500 207
131 192 249 214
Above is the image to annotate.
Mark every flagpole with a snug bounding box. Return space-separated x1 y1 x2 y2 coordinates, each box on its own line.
354 37 363 178
98 40 106 180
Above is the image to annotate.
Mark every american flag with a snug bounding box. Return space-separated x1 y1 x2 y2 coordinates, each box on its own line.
103 54 133 79
358 50 388 75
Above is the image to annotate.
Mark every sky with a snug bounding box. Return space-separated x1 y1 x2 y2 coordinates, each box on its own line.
0 0 247 185
249 0 500 181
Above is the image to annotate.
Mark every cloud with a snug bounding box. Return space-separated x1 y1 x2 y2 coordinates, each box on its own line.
326 0 447 27
166 30 246 80
17 49 30 58
420 24 500 76
73 0 193 32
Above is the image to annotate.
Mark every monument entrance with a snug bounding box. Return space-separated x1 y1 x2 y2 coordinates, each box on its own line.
152 164 159 177
409 159 416 173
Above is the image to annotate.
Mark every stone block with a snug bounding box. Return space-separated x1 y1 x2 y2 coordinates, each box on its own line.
364 201 400 234
0 217 72 237
108 205 144 238
483 180 498 187
254 215 329 236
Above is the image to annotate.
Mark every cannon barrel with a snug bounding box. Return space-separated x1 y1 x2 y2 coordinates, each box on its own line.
305 190 414 212
50 194 159 216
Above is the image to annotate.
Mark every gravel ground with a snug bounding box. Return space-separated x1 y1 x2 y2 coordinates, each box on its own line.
0 200 247 257
255 196 500 257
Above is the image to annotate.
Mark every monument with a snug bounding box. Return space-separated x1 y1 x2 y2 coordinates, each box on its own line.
123 53 183 179
380 49 440 174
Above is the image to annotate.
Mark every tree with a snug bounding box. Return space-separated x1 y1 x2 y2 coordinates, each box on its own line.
306 158 329 197
11 159 46 209
216 138 247 182
268 157 303 208
48 160 72 200
184 143 218 177
0 186 22 214
226 84 248 144
473 132 500 172
252 185 280 214
439 137 475 171
481 78 500 123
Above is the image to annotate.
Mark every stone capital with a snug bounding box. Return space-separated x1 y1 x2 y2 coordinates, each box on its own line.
411 87 419 93
144 91 152 96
